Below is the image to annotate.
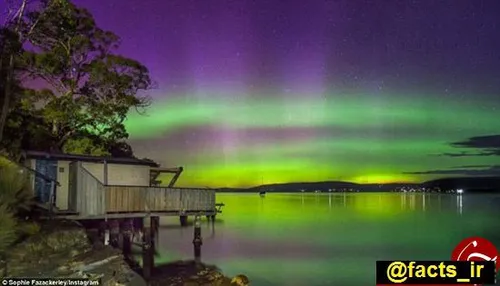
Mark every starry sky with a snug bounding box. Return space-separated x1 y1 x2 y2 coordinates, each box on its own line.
15 0 500 187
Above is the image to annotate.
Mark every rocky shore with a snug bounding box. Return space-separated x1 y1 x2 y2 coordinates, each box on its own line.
1 220 249 286
1 220 145 285
146 260 249 286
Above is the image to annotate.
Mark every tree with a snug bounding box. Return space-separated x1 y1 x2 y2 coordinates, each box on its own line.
0 0 27 144
0 27 32 156
19 0 152 153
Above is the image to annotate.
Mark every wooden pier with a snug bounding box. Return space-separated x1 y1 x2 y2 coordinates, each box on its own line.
58 184 218 219
55 160 221 220
7 151 225 284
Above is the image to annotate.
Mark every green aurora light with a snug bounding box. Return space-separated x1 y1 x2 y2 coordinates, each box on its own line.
125 91 500 187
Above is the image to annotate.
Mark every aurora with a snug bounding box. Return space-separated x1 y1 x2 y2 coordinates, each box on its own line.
124 92 500 187
69 0 500 188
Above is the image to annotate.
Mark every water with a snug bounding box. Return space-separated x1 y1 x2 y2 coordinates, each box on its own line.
155 193 500 285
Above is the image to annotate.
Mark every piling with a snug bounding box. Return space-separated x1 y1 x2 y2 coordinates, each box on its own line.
133 217 144 233
121 219 133 259
142 216 154 282
193 215 202 263
109 219 120 248
99 220 110 245
180 215 188 226
151 216 160 252
117 222 124 250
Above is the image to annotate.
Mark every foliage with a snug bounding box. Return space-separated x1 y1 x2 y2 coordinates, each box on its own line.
63 137 109 156
0 157 34 214
0 26 25 153
0 204 17 257
1 0 152 157
0 159 39 257
19 0 152 152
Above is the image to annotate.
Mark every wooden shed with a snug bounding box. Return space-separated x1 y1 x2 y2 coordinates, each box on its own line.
21 151 216 219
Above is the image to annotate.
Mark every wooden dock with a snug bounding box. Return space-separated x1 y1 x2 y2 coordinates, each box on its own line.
58 184 218 219
6 153 223 282
53 161 221 220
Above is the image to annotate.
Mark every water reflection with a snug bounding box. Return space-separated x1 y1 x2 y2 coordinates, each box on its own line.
208 218 215 239
457 195 463 215
423 194 426 211
208 193 499 218
156 193 500 286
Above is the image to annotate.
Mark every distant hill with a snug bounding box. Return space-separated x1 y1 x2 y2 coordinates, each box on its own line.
357 182 421 192
422 176 500 192
248 181 360 192
217 181 357 193
218 181 417 192
216 177 500 193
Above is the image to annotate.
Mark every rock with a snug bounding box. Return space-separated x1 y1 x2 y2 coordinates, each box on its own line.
148 260 238 286
231 274 250 286
4 220 146 286
5 219 247 286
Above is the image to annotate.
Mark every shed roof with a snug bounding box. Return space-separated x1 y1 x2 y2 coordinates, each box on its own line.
23 150 159 167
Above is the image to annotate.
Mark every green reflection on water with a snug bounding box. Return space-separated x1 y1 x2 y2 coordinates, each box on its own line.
157 193 500 286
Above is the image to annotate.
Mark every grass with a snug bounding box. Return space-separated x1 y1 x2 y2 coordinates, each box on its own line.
0 156 40 259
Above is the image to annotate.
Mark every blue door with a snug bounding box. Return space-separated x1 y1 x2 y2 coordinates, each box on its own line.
35 160 58 204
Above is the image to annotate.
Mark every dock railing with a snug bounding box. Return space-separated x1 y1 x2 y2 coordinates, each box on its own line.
104 185 216 213
69 163 216 217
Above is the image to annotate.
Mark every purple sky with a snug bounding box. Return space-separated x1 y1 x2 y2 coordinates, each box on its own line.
2 0 500 187
70 0 500 96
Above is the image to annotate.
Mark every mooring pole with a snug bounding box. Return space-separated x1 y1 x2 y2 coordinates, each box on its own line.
193 215 202 263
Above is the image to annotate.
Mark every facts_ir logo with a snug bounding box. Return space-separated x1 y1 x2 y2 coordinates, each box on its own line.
376 237 498 286
451 236 498 270
451 236 498 286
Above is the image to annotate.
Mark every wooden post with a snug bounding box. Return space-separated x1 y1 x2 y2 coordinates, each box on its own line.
117 219 124 250
133 218 143 245
121 219 133 260
142 216 154 281
151 216 159 252
180 215 188 226
98 220 110 246
104 220 110 245
193 215 202 263
103 160 108 185
109 219 119 248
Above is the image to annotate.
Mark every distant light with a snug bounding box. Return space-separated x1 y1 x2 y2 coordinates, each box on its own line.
457 189 464 194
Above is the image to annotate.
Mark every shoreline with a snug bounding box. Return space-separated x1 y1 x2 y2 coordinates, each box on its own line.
2 219 248 286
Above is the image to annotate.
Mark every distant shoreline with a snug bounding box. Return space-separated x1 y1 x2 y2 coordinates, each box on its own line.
212 176 500 194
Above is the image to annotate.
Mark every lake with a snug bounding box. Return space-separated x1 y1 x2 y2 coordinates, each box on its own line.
155 193 500 285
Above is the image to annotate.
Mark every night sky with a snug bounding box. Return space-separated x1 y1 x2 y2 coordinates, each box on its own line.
10 1 500 187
